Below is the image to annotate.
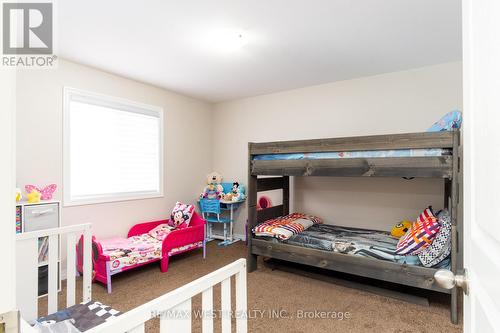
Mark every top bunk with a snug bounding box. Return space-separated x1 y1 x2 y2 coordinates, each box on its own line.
249 130 460 178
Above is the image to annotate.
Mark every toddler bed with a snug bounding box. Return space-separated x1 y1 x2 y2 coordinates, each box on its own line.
77 210 206 293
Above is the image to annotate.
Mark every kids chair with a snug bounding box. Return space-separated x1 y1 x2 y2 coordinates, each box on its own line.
199 198 232 246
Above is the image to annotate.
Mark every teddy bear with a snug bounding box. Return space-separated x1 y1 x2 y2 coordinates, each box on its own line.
200 171 224 199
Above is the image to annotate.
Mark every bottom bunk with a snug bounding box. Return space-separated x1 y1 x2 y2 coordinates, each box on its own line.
251 238 450 293
249 212 453 294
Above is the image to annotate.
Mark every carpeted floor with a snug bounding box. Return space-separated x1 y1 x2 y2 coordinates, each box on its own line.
40 241 462 332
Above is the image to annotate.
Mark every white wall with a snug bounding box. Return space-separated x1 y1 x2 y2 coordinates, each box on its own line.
16 59 213 239
213 62 463 235
0 68 17 313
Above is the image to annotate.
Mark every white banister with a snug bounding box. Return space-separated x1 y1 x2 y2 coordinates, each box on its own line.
221 277 231 333
16 223 92 323
47 234 58 314
201 287 214 333
127 323 145 333
235 267 247 333
82 226 92 302
66 232 76 307
15 238 38 322
165 298 192 332
87 258 248 333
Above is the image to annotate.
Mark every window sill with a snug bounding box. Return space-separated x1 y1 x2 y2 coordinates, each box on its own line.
63 192 164 207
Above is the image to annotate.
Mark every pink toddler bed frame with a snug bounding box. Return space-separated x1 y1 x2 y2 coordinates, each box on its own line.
77 212 206 293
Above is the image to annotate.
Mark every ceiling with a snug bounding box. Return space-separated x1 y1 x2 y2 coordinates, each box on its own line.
58 0 462 102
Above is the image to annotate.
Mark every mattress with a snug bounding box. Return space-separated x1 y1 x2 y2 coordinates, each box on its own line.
253 148 451 161
265 224 450 269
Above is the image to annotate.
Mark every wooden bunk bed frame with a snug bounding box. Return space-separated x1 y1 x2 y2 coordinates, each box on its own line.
247 130 462 323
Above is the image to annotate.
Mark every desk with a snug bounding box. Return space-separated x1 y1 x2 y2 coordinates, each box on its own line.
204 199 245 246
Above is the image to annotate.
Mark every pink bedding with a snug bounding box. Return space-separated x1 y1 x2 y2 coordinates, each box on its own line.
101 234 163 271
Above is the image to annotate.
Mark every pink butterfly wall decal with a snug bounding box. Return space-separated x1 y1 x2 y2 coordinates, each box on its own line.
25 184 57 200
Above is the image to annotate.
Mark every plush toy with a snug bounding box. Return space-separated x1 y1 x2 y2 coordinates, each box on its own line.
16 188 22 202
391 220 412 238
224 182 246 202
27 189 42 203
25 184 57 200
200 172 224 199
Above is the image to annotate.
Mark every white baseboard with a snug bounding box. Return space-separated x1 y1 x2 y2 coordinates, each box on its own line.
233 233 247 242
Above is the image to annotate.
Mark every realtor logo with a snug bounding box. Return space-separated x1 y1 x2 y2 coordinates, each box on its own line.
2 1 56 67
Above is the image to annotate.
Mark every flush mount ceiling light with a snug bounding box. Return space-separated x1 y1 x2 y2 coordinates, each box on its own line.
202 28 248 54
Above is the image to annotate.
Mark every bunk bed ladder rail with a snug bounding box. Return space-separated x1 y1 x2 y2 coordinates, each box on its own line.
86 258 248 333
16 223 93 323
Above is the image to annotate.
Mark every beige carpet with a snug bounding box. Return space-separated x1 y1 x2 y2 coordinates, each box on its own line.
40 242 462 332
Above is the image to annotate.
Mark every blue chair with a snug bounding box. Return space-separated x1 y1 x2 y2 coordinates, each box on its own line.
199 198 231 244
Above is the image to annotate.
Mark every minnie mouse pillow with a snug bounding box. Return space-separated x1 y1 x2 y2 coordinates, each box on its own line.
169 202 195 229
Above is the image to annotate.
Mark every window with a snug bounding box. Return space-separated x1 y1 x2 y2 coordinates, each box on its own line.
63 87 164 206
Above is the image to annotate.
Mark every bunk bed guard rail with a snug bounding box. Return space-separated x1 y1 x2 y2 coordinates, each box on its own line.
249 131 457 178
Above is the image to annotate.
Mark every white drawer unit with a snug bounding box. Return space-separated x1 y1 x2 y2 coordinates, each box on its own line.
24 203 59 232
16 201 61 297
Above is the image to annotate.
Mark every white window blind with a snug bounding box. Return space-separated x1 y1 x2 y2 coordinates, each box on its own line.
63 88 164 206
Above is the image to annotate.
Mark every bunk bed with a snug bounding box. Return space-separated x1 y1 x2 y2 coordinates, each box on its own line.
247 130 462 323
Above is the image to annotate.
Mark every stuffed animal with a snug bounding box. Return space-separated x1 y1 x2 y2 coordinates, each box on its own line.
391 220 412 238
200 172 224 199
16 188 22 202
27 189 42 203
224 182 246 202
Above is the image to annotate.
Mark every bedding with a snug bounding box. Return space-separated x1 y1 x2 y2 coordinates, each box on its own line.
395 207 440 255
418 210 452 267
427 110 462 132
36 301 121 332
253 213 322 240
253 148 451 161
101 233 205 272
148 223 173 241
101 234 163 272
262 223 450 269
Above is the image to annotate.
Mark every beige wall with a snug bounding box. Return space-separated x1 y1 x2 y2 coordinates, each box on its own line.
16 59 213 239
213 62 463 235
16 60 462 240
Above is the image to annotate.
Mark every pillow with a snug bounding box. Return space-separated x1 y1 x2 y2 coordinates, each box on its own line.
169 202 195 229
427 110 462 132
418 210 452 267
253 213 322 240
395 207 441 255
148 223 173 241
270 218 314 240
